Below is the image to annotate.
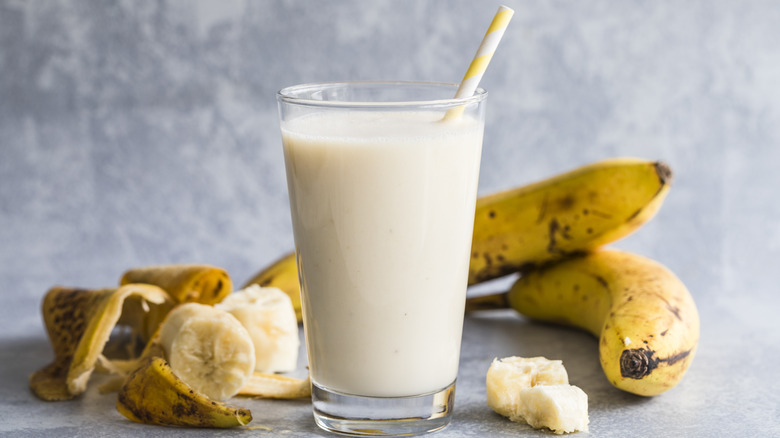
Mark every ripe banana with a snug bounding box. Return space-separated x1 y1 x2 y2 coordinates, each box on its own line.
158 303 256 401
116 355 252 427
216 285 300 373
475 249 699 396
486 356 588 434
469 158 671 284
246 159 671 322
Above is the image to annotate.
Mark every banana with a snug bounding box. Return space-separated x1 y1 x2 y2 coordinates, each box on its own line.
486 356 588 434
246 159 671 321
243 252 302 322
216 285 299 373
158 303 256 401
469 158 671 284
479 249 699 396
116 355 252 427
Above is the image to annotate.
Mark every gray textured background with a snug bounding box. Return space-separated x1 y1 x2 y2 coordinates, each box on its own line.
2 0 779 436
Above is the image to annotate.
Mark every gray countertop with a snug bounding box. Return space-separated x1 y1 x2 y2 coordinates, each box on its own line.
2 1 779 436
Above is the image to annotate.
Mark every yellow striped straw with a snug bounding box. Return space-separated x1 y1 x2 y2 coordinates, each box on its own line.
444 5 514 120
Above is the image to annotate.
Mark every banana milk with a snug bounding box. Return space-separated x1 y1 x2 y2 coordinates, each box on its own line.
282 110 483 397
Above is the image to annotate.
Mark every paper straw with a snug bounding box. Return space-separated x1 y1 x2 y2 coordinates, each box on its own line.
444 5 514 120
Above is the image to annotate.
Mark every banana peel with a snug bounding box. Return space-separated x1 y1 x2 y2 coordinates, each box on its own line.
120 264 232 304
111 312 305 427
116 355 252 428
30 284 172 401
119 264 233 341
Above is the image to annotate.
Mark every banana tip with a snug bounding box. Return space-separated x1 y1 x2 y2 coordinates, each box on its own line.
655 161 673 186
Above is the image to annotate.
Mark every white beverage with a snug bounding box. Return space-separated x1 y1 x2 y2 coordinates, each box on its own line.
282 110 483 397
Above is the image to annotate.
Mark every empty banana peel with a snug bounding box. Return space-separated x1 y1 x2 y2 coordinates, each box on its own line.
117 355 253 428
238 372 311 399
120 264 232 305
119 265 233 341
30 284 171 401
114 317 257 427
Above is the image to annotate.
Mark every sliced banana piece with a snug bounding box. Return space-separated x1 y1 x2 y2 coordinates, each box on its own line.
486 356 588 434
159 303 255 401
487 356 568 419
216 285 299 373
518 385 589 434
239 372 311 399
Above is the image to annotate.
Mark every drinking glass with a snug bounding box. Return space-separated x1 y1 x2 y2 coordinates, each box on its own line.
277 81 486 436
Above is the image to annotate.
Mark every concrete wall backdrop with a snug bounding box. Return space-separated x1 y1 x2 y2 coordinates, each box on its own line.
1 0 779 381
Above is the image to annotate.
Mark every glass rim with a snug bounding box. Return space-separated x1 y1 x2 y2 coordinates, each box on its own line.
277 81 487 109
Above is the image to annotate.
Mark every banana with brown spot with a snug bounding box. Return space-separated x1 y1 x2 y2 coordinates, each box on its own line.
471 249 699 396
469 158 671 284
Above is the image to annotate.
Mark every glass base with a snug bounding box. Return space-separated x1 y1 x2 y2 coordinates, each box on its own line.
312 380 456 436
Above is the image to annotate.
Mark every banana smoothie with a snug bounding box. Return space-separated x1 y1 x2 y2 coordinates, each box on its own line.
282 110 483 397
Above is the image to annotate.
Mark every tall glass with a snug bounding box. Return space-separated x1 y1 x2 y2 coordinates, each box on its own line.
277 82 486 436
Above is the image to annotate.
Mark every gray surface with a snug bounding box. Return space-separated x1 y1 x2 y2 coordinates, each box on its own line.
1 0 778 436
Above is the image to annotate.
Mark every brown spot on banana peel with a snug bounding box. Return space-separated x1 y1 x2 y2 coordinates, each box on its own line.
594 275 609 290
536 194 549 224
667 304 682 321
620 348 692 379
589 209 612 219
547 218 576 254
213 279 224 300
654 161 673 186
556 194 575 211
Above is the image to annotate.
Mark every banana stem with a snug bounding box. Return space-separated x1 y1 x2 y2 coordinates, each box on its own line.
465 292 511 312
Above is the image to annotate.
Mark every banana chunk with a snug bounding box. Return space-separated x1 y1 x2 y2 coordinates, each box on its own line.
518 385 588 434
486 356 568 419
159 303 256 401
486 356 588 434
216 285 300 373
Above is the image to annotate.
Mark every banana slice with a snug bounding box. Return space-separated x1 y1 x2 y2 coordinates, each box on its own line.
486 356 568 419
518 385 589 434
486 356 588 434
159 303 255 401
216 285 299 373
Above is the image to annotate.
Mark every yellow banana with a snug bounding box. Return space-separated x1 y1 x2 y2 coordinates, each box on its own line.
116 355 253 428
470 249 699 396
247 158 671 322
469 158 671 284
